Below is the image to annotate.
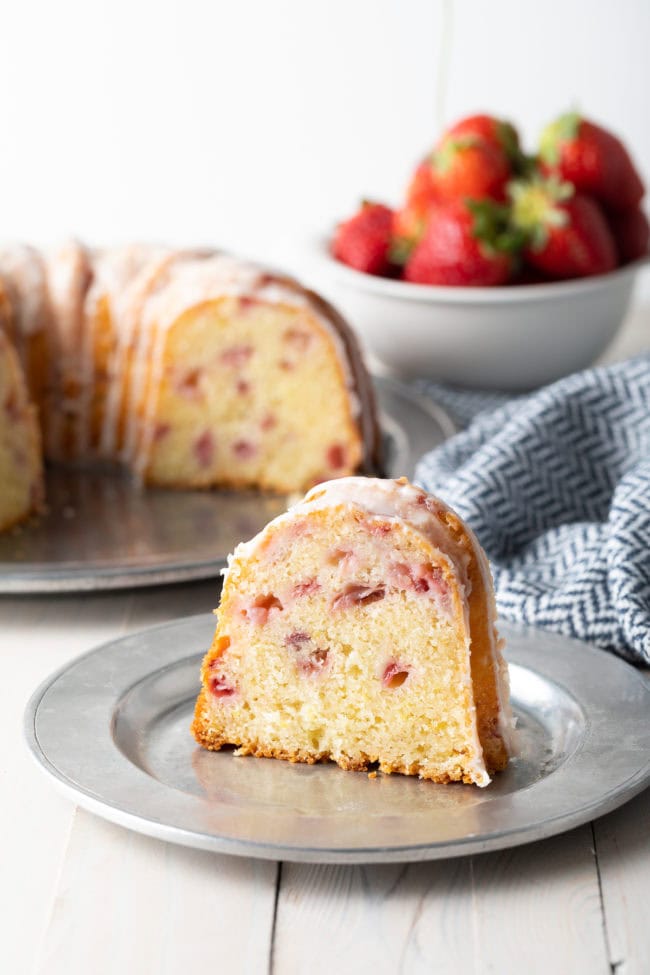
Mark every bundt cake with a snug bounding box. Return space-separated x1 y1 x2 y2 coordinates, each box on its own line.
0 327 43 530
192 476 513 786
0 243 380 527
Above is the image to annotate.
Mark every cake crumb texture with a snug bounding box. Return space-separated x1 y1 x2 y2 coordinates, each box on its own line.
192 478 513 787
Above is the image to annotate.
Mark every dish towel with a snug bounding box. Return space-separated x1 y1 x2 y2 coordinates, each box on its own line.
415 354 650 666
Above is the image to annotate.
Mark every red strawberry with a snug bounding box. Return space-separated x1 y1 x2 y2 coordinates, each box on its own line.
539 113 645 212
391 201 434 265
406 159 440 211
606 208 649 265
394 161 443 262
510 177 617 279
430 135 511 204
510 263 552 286
332 202 394 275
444 113 525 171
403 199 519 286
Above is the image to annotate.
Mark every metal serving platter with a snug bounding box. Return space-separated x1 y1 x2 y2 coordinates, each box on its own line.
25 614 650 864
0 377 455 593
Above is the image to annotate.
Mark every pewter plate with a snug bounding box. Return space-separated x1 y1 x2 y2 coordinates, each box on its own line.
0 377 455 593
25 615 650 864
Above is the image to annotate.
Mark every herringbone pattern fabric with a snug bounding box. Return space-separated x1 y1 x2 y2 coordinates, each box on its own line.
416 355 650 664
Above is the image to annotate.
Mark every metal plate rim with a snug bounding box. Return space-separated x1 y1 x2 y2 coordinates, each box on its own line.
24 615 650 864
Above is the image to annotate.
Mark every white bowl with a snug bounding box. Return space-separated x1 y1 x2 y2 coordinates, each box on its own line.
313 241 646 391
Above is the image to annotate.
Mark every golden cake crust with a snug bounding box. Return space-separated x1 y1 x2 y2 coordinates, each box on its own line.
191 691 480 784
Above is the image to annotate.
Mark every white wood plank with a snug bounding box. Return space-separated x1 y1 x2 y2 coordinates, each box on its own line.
0 592 132 975
469 827 609 974
0 579 220 975
273 825 609 975
272 858 476 975
594 787 650 975
34 811 277 975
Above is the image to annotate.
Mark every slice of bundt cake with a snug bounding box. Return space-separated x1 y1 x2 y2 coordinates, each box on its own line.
192 476 513 786
0 329 44 530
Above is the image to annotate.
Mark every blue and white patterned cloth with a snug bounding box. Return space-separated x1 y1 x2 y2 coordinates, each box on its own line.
415 355 650 665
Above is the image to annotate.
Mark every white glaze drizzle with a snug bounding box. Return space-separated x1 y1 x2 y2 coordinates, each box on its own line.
85 244 170 458
44 240 94 458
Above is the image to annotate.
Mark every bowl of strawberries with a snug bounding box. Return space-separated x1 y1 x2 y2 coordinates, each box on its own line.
324 112 648 390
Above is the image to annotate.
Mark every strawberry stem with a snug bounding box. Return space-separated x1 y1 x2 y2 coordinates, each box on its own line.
509 176 572 250
539 111 581 166
466 199 526 254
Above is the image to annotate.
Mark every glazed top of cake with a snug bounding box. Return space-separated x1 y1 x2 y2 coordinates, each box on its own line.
236 476 473 586
86 244 168 323
301 476 473 582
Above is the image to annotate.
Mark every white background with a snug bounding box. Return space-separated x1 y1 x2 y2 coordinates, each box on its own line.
1 0 649 295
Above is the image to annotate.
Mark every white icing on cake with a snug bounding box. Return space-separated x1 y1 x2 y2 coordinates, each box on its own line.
44 240 94 457
86 244 171 458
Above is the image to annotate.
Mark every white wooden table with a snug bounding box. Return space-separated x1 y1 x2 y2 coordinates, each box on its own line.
2 308 649 975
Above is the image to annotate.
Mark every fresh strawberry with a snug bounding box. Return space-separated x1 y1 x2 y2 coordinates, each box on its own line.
510 263 552 285
444 113 526 172
606 208 649 265
406 159 440 211
391 201 434 265
331 202 394 275
401 123 518 240
539 113 645 211
510 177 617 279
393 161 443 262
430 135 511 204
403 199 520 286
